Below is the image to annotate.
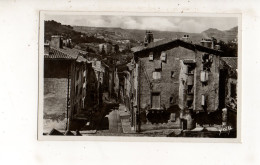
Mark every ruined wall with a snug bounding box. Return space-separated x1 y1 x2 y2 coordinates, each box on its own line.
193 52 220 112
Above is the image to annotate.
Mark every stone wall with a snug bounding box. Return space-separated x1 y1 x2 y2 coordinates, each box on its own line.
193 52 220 112
44 78 68 133
139 47 196 111
137 47 197 130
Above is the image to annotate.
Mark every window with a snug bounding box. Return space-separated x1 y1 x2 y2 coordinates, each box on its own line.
202 53 209 63
153 71 161 79
171 71 175 78
75 85 78 96
187 100 193 109
201 94 206 106
187 85 193 94
151 93 160 109
149 52 153 61
170 113 176 122
187 65 194 74
200 71 208 82
230 83 237 98
170 97 174 104
161 51 167 62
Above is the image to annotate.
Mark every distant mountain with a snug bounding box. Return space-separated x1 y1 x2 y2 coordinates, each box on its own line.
73 26 238 44
201 26 238 42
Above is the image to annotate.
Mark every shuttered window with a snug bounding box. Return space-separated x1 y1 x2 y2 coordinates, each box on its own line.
200 71 209 82
149 52 153 61
151 93 160 109
153 71 161 79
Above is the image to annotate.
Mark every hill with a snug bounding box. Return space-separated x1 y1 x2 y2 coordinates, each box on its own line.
201 26 238 42
44 20 106 44
73 26 238 44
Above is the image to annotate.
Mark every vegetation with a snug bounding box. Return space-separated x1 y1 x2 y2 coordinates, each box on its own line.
44 20 106 44
218 40 238 57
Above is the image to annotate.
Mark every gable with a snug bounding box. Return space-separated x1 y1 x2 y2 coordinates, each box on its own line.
134 39 222 61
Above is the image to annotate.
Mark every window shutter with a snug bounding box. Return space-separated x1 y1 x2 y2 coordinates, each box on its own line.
153 71 161 79
200 71 208 82
161 51 167 62
201 95 205 106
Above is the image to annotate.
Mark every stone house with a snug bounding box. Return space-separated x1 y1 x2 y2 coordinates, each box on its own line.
44 35 99 132
219 57 237 129
132 35 223 132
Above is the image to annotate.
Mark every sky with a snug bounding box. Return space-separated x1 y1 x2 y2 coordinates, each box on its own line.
45 15 238 33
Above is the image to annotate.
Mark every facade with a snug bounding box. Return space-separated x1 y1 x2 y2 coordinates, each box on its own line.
220 57 238 129
131 36 223 132
44 35 99 133
99 43 113 55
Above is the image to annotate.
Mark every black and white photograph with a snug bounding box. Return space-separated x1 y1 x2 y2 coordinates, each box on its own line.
38 12 240 140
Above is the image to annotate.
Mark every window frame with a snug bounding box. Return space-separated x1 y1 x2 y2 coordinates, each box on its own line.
151 92 161 110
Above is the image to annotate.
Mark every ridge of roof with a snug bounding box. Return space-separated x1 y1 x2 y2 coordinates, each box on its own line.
44 47 87 62
134 39 222 56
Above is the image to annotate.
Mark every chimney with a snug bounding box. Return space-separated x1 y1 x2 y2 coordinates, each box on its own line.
144 31 154 46
50 35 63 48
182 34 190 42
200 38 213 49
214 45 221 50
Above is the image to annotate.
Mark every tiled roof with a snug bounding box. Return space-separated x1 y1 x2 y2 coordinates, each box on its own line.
44 47 87 62
221 57 237 69
131 46 144 52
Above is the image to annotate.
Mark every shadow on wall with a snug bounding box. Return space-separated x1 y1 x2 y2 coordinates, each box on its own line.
141 105 181 124
192 110 222 126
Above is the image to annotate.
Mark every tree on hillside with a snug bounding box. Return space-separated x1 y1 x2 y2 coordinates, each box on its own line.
218 40 237 57
114 44 119 53
101 45 106 55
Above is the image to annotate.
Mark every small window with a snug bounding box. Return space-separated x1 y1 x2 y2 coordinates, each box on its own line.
201 94 206 106
187 100 193 109
161 51 167 62
230 83 237 98
170 97 174 104
75 85 78 96
151 92 160 109
149 52 153 61
187 65 194 74
170 113 176 122
171 71 175 78
153 71 161 79
187 85 193 94
200 71 208 82
202 53 209 63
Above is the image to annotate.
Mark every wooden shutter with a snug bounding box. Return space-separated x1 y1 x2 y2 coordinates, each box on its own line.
152 93 160 109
